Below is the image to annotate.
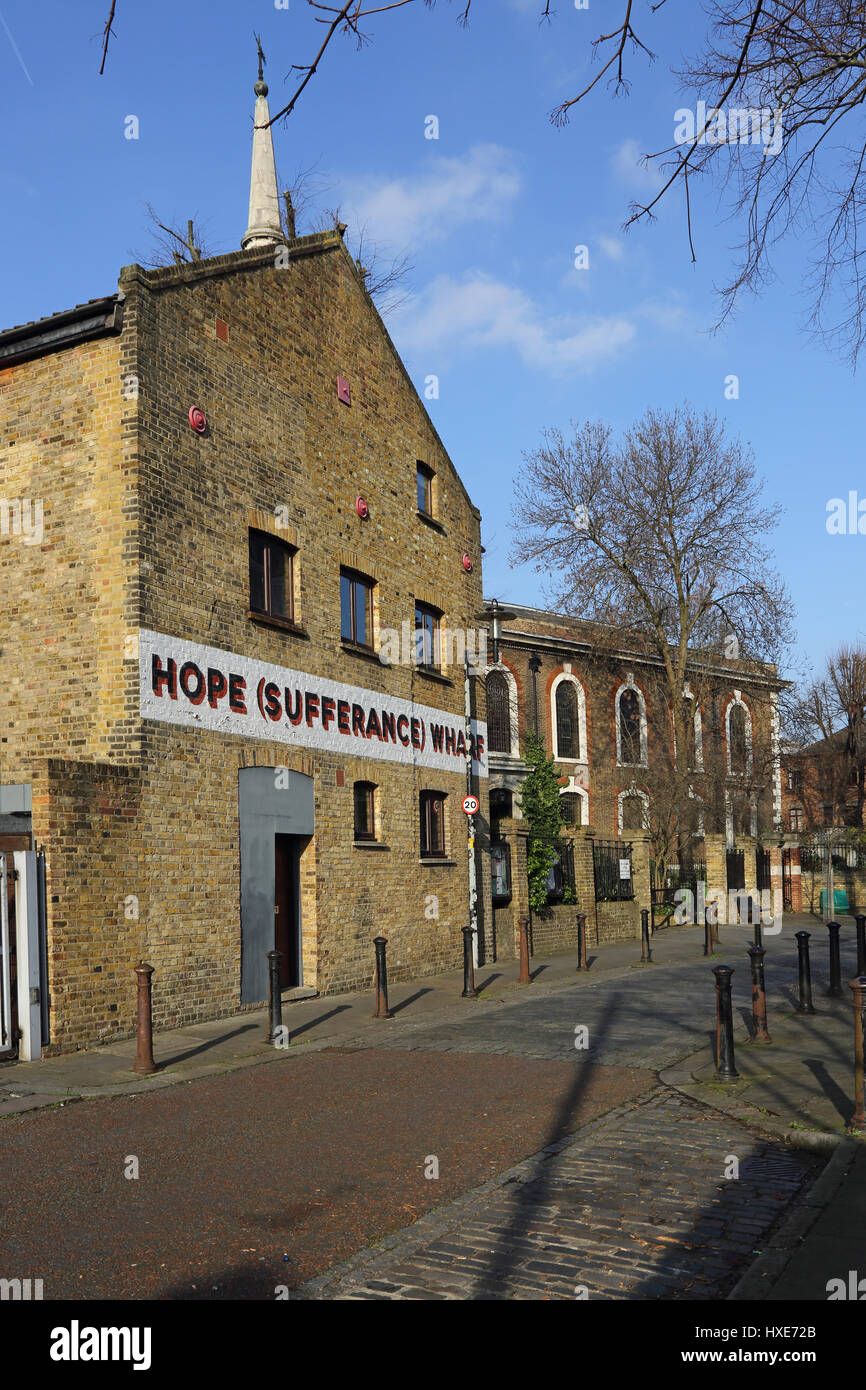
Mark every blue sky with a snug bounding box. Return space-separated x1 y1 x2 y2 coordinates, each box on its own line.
1 0 861 685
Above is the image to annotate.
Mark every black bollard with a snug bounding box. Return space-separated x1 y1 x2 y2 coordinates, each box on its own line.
795 930 816 1015
373 935 393 1019
703 906 713 958
576 912 588 972
747 944 771 1044
856 916 866 976
713 964 739 1081
266 950 283 1043
849 976 866 1131
827 921 843 998
640 908 653 964
462 926 478 999
753 914 763 949
518 916 531 985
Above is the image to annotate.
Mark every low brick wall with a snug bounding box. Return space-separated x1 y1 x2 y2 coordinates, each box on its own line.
595 899 640 945
528 902 584 956
799 863 866 916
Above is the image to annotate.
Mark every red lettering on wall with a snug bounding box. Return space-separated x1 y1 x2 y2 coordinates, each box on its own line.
152 654 177 699
263 681 282 722
207 667 228 709
179 661 206 705
228 673 247 714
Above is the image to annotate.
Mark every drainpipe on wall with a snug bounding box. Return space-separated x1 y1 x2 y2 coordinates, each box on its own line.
528 653 542 737
464 650 479 968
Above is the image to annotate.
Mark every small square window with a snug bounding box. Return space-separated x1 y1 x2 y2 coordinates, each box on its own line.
249 530 295 621
354 782 376 841
340 569 374 648
417 463 435 516
420 791 446 857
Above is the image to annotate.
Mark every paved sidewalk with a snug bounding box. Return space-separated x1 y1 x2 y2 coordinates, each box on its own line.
0 918 726 1116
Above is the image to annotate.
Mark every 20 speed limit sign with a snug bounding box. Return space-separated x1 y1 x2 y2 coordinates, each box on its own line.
461 795 479 816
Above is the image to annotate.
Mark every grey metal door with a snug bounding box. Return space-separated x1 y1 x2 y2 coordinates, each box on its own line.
238 767 314 1005
0 855 14 1053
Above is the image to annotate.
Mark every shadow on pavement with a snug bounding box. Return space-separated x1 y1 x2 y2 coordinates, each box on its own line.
159 1024 259 1067
288 1006 352 1040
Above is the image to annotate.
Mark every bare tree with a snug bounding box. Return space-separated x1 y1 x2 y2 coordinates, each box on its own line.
793 643 866 826
134 205 213 268
511 403 794 872
250 2 866 364
314 205 414 314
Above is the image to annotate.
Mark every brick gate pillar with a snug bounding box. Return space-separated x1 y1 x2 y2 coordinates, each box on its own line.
628 831 653 933
704 833 728 910
491 817 529 961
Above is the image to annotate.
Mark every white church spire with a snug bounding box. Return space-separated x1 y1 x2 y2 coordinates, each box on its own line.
241 37 287 251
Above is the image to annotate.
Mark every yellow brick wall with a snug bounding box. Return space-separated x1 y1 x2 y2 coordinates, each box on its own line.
6 234 491 1049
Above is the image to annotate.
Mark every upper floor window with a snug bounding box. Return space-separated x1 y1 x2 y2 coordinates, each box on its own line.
420 791 446 857
487 671 511 754
556 683 580 760
340 569 374 649
790 807 804 832
414 601 441 670
729 703 748 774
417 463 435 517
353 781 377 842
249 529 295 622
787 768 803 794
619 688 643 765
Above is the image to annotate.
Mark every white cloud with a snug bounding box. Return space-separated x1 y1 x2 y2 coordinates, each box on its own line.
598 235 626 262
342 144 521 247
391 272 636 373
612 138 664 193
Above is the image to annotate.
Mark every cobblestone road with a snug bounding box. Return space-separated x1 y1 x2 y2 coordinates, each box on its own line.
296 932 830 1299
302 1090 819 1300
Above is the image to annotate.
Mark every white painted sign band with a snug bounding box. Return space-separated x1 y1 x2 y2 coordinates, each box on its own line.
138 629 488 777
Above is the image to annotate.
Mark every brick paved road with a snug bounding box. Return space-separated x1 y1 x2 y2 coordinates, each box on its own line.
302 1090 819 1301
0 925 830 1300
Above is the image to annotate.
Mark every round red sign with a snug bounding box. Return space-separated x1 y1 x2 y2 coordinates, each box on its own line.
462 795 479 816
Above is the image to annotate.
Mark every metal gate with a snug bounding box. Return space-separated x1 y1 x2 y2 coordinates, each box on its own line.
756 849 771 893
782 848 793 912
0 854 14 1054
726 848 745 892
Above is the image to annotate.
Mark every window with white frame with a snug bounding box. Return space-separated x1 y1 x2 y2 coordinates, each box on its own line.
726 692 753 776
551 671 587 764
615 676 647 767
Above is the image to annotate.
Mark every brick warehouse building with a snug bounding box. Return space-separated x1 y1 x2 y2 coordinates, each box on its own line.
0 68 489 1056
483 604 785 952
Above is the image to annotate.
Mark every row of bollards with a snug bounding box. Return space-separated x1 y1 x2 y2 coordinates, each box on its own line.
713 924 866 1123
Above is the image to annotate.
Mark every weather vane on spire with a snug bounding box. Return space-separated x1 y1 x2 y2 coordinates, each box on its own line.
253 32 268 98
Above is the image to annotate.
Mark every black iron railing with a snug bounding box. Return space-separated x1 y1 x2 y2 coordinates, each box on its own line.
593 840 634 901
